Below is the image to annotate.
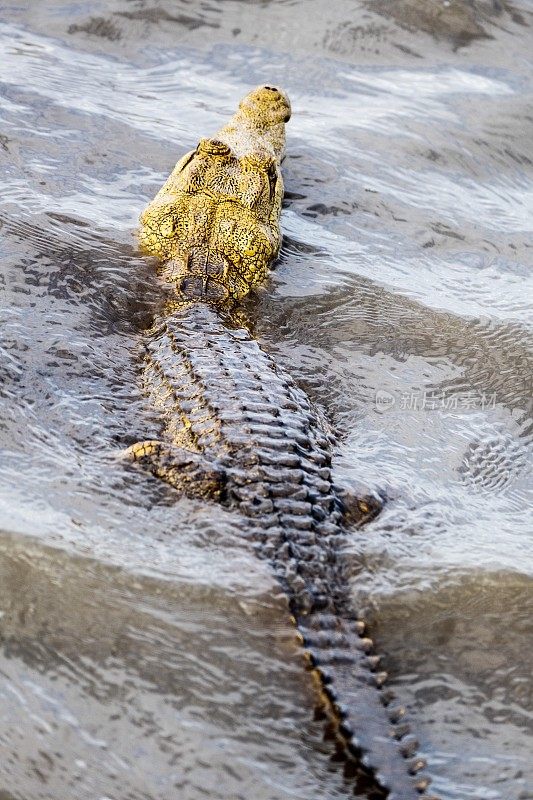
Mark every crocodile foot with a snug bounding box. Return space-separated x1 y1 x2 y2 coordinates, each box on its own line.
124 439 226 500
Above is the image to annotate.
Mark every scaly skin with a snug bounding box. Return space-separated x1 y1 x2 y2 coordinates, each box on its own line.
139 85 289 301
128 86 437 799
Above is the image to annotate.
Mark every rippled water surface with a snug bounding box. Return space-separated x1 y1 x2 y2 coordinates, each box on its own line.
1 2 532 798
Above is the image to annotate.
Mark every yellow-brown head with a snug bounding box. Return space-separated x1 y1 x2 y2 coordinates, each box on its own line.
139 86 290 302
238 85 291 128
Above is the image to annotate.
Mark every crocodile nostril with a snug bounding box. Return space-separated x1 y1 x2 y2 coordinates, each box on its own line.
264 86 278 92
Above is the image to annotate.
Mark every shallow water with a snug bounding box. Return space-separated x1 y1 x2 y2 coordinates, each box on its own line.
0 1 532 798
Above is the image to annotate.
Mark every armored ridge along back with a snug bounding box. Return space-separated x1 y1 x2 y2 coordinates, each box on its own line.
128 85 438 799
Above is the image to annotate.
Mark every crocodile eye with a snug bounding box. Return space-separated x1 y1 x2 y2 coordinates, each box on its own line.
358 500 370 515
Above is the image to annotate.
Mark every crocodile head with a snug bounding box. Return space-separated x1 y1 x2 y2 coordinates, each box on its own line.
139 85 291 303
237 84 292 136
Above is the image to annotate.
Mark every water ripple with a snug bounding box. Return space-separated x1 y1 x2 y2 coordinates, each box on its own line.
0 4 531 798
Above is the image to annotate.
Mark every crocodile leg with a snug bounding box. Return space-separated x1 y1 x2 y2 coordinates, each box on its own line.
125 439 226 500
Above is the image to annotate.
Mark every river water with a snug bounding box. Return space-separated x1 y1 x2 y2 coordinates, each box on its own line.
0 2 532 798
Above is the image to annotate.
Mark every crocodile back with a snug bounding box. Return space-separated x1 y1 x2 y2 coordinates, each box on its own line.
138 304 433 799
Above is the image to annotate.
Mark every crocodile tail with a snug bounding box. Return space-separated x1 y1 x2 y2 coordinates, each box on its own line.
295 611 436 800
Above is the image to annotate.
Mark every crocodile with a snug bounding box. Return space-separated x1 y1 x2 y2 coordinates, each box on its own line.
127 85 437 799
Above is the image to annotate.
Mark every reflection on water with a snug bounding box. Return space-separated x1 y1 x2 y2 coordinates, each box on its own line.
0 1 532 798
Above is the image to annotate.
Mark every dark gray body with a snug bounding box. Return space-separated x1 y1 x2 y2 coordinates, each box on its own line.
136 303 433 799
